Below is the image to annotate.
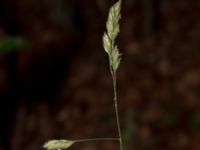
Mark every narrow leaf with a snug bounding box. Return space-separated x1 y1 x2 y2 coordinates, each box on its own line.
43 140 74 150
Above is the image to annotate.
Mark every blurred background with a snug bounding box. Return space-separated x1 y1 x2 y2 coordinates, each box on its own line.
0 0 200 150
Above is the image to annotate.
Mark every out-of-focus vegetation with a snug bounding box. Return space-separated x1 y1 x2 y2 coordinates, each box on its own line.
0 36 26 52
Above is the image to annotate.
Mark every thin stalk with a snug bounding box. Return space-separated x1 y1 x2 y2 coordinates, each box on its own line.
74 138 119 143
110 70 124 150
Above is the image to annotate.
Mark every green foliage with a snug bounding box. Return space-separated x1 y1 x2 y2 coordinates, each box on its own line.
188 113 200 130
187 97 200 130
0 36 26 53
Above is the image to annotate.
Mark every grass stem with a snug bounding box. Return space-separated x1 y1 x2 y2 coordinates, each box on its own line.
74 138 119 143
111 70 124 150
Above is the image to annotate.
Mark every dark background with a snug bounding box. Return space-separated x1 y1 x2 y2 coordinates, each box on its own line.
0 0 200 150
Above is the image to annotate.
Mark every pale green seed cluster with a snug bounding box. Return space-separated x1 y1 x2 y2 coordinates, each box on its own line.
43 140 74 150
103 0 122 71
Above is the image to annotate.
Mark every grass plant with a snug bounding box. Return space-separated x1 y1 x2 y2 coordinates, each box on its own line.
43 1 124 150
